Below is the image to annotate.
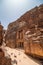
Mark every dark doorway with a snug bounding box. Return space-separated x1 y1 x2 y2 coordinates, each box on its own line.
0 39 3 46
19 42 24 48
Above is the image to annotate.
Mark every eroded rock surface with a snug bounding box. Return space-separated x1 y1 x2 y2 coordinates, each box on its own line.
0 48 12 65
5 4 43 59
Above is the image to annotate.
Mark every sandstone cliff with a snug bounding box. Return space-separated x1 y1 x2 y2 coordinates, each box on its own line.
5 4 43 59
0 48 12 65
7 4 43 29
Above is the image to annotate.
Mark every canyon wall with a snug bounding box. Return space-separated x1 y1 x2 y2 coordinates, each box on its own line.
5 4 43 59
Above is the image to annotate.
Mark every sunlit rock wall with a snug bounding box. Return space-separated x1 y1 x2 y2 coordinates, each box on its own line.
5 4 43 59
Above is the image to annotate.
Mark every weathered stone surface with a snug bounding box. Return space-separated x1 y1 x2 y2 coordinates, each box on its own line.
0 23 3 46
24 26 43 59
5 4 43 59
0 49 12 65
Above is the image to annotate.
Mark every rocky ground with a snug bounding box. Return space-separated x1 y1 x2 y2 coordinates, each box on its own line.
1 45 42 65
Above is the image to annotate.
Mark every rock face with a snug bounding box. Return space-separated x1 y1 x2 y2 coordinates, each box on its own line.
24 28 43 59
0 48 12 65
0 23 3 46
5 4 43 59
0 23 12 65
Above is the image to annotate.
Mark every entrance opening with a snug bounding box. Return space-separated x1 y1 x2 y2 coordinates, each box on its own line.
0 40 3 46
19 42 24 48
